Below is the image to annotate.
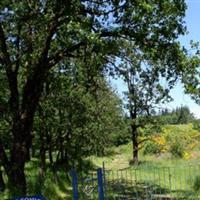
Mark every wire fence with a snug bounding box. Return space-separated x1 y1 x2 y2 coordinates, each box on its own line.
74 170 98 199
72 163 200 199
104 164 200 199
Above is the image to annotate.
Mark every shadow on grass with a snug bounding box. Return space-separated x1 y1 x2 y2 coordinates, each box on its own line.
103 178 200 200
129 160 167 169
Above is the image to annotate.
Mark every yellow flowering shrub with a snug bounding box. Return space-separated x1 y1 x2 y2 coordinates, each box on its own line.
144 124 200 158
153 135 168 153
183 151 191 160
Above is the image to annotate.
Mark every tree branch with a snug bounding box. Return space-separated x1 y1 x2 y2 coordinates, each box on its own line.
0 23 12 68
0 57 4 64
38 8 68 66
0 23 19 115
47 41 86 68
138 137 152 145
20 10 70 120
14 24 22 74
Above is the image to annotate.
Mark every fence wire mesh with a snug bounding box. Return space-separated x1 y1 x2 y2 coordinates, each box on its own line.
74 163 200 200
104 164 200 200
76 171 98 199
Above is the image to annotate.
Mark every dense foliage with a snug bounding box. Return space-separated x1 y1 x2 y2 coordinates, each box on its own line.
143 124 200 158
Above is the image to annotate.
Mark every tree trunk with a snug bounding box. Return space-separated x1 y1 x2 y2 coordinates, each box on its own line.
56 132 64 164
0 136 26 195
9 142 27 194
64 149 69 170
0 168 5 192
48 133 53 165
39 131 46 180
8 118 31 194
59 136 64 162
132 128 139 165
38 105 46 180
31 145 35 158
30 133 35 159
9 164 26 194
56 108 65 165
131 112 139 165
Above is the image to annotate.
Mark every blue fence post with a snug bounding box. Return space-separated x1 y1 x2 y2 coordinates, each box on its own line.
71 169 79 200
97 168 104 200
102 162 107 199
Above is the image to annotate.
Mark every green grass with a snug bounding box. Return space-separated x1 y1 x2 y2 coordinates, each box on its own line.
0 159 72 200
87 128 200 199
88 141 200 199
89 141 200 169
1 124 200 199
101 163 200 199
89 123 200 170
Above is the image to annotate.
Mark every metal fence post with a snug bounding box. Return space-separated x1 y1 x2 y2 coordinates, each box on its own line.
71 169 79 200
97 168 105 200
103 162 107 199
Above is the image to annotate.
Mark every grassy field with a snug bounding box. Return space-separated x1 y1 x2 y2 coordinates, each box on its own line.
0 159 72 200
1 124 200 199
90 143 200 169
87 141 200 199
87 123 200 199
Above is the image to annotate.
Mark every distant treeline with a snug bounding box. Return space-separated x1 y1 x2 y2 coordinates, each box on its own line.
157 106 195 125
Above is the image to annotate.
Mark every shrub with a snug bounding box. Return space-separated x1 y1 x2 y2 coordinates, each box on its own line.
143 135 167 155
170 141 184 158
193 119 200 132
193 175 200 191
143 141 160 155
183 151 191 160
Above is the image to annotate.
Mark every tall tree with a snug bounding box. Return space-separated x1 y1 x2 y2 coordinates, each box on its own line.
117 45 173 165
33 64 127 166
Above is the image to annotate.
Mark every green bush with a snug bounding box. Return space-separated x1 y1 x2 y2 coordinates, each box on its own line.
143 141 160 155
170 141 184 158
193 119 200 132
193 175 200 191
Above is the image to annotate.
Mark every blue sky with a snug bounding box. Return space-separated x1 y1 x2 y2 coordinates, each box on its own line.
111 0 200 118
167 0 200 118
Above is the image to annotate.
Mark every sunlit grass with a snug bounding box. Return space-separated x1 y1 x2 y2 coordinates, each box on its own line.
0 159 72 200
